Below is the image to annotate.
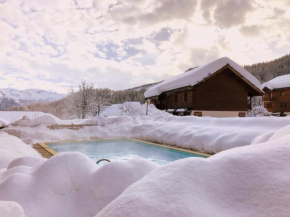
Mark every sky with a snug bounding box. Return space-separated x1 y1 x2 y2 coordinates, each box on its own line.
0 0 290 93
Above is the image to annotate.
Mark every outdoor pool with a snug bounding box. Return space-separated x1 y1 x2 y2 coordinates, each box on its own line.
47 139 208 164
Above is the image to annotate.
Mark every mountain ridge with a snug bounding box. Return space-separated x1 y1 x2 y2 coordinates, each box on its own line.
0 88 65 105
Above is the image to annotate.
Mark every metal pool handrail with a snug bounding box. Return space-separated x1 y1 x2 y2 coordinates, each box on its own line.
96 159 111 164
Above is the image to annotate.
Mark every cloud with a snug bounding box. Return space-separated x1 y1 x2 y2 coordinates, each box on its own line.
240 25 261 37
109 0 198 26
201 0 253 28
0 0 290 93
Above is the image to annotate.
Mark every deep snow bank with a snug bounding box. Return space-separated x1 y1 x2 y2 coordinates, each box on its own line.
4 104 290 154
126 104 171 118
12 114 61 127
96 125 290 217
0 201 25 217
129 115 290 153
0 153 158 217
0 111 50 124
0 132 41 169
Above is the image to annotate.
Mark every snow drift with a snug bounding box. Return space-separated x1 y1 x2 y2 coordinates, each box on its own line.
0 111 49 124
0 132 41 169
12 114 61 127
96 124 290 217
0 201 25 217
2 121 290 217
0 154 158 217
4 104 290 154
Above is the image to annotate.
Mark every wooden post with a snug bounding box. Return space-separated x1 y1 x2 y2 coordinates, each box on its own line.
146 99 150 115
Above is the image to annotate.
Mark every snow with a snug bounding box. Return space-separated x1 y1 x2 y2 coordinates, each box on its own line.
144 57 262 98
3 104 290 154
99 104 122 116
2 103 290 216
126 104 171 118
0 153 157 217
11 114 62 127
262 74 290 90
0 201 25 217
99 102 141 117
0 111 51 124
247 106 270 117
0 88 65 103
0 132 41 170
0 120 7 126
96 125 290 217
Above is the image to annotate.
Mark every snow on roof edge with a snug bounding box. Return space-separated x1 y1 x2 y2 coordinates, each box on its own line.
144 57 262 98
261 74 290 90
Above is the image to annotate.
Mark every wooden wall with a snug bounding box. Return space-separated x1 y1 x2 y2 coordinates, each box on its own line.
264 88 290 112
158 90 193 109
191 68 249 111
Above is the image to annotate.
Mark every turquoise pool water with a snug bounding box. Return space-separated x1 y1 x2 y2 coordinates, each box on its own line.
48 139 207 164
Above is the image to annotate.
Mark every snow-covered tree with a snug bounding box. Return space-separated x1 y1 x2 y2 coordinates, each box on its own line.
65 81 94 119
247 106 270 117
118 102 140 115
0 91 4 104
89 88 111 116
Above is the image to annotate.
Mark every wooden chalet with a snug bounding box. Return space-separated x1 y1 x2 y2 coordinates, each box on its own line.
144 57 263 117
262 74 290 115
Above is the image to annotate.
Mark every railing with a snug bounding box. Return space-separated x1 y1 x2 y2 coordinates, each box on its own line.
96 159 111 165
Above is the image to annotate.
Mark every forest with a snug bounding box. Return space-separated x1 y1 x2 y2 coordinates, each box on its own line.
245 54 290 83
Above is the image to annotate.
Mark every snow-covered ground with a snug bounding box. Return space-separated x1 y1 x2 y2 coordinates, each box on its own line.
3 104 290 154
1 109 290 216
99 102 141 117
0 111 49 125
1 104 290 217
0 133 40 170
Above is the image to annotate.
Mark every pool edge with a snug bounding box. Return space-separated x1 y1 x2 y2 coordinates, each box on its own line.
129 139 212 158
33 143 57 158
37 138 212 158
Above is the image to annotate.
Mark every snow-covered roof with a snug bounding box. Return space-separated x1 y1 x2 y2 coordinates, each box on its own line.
144 57 262 98
262 74 290 90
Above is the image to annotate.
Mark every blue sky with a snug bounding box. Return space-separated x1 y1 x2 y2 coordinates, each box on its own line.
0 0 290 93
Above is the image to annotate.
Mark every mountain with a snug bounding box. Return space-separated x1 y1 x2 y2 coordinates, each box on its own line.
0 88 65 105
128 81 162 91
245 54 290 83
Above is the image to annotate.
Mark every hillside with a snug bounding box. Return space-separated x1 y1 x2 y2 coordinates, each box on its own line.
128 81 162 92
245 54 290 83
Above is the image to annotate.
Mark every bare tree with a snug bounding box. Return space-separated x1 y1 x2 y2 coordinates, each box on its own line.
65 81 94 119
0 91 4 104
89 88 111 117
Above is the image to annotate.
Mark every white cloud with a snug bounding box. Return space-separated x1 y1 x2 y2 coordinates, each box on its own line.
0 0 290 93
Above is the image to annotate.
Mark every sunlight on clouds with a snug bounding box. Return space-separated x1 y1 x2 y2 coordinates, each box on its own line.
0 0 290 92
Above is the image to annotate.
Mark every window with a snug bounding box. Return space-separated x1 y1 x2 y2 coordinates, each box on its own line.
284 103 287 108
270 92 272 100
184 93 188 102
175 94 178 103
281 91 284 96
